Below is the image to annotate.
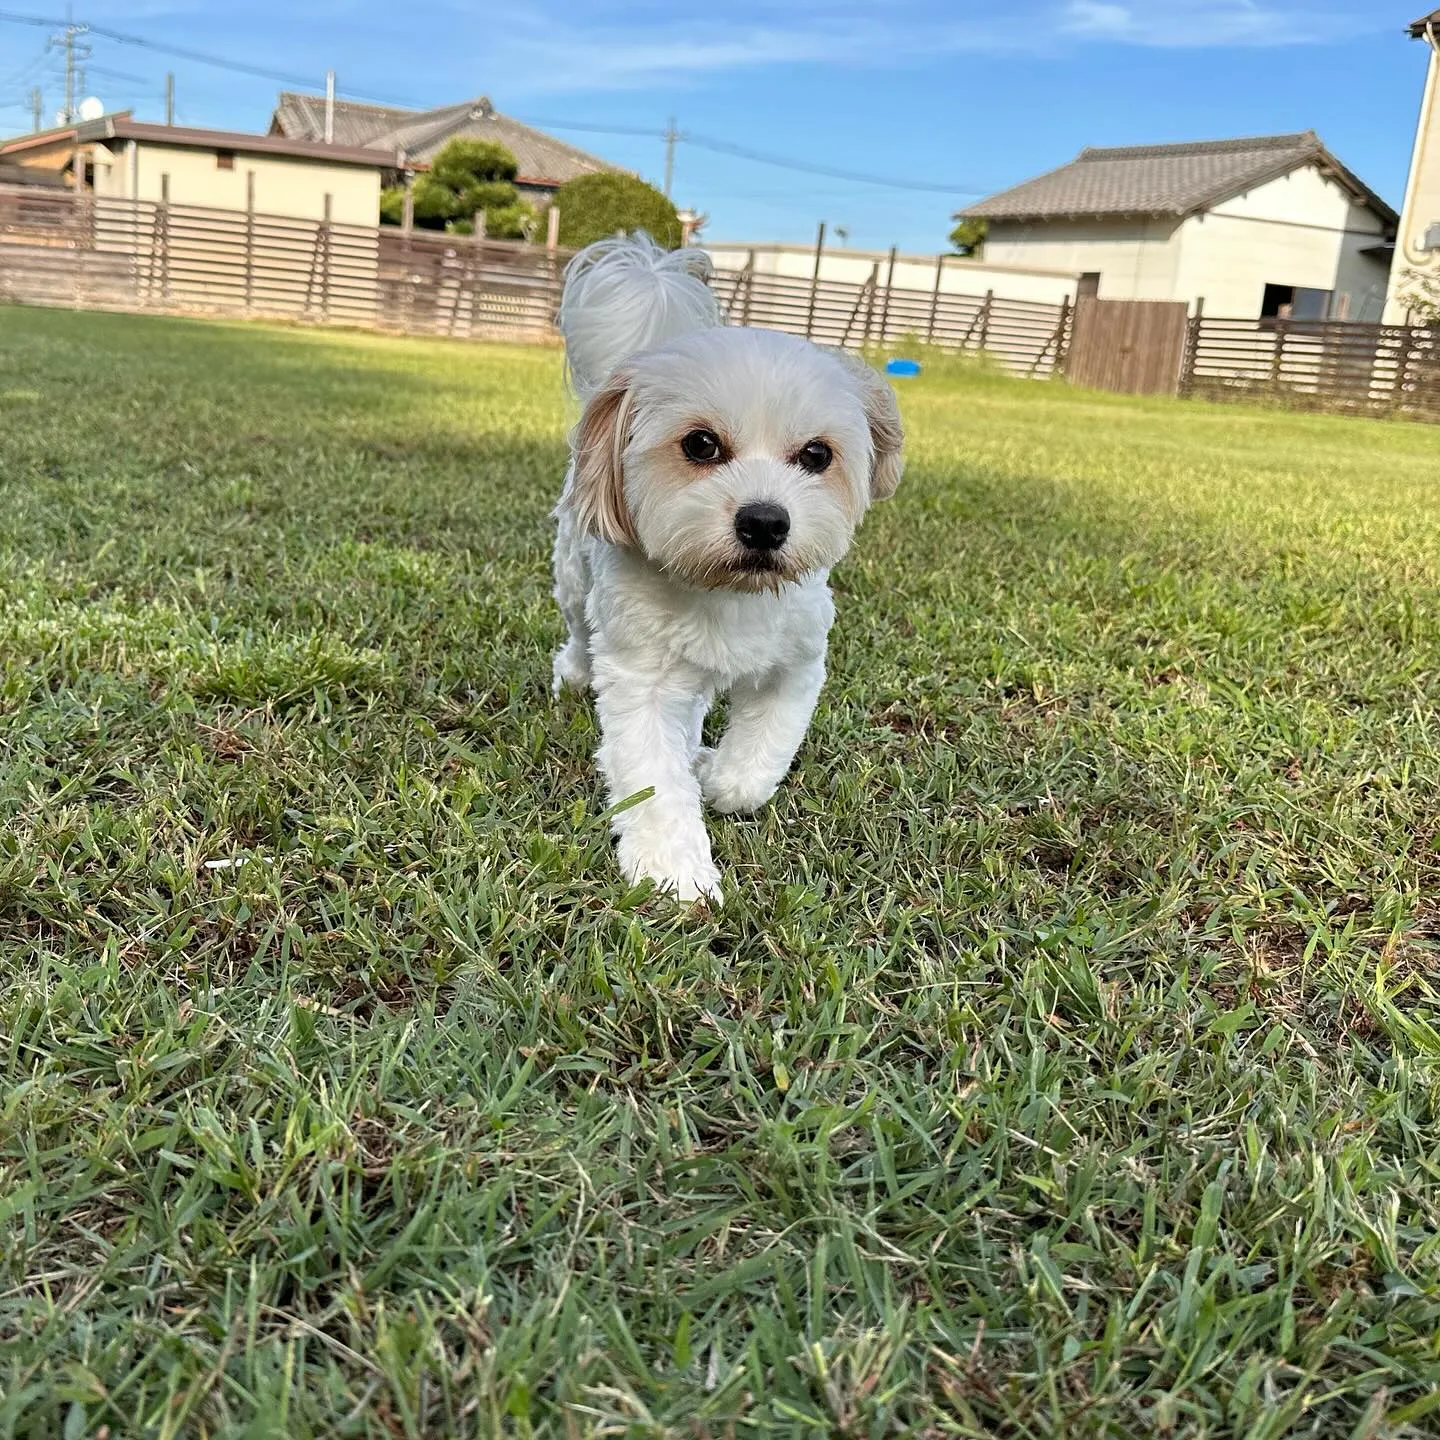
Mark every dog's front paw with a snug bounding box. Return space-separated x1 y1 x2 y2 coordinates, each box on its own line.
618 835 724 905
695 747 779 816
551 641 592 696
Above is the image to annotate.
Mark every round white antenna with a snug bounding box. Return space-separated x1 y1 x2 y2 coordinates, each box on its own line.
77 97 104 122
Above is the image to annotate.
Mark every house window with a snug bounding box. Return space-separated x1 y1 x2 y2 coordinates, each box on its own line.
1261 283 1295 319
216 150 235 171
1262 282 1334 323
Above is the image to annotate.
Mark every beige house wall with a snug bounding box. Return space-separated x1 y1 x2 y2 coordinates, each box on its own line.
89 140 382 225
1386 39 1440 323
980 217 1184 301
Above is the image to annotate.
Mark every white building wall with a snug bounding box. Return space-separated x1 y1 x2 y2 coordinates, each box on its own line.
1386 41 1440 323
1173 166 1389 320
703 241 1078 306
980 218 1184 301
92 140 382 226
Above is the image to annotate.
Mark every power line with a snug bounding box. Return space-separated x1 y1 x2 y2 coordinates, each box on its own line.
0 8 351 91
515 114 670 140
517 113 985 195
682 130 983 194
0 9 985 196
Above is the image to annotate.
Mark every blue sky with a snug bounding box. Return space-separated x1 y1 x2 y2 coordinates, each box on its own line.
0 1 1428 252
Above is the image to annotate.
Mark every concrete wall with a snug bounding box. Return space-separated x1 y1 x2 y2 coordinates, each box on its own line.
982 217 1184 301
90 140 382 226
703 241 1078 306
980 163 1391 321
1386 41 1440 323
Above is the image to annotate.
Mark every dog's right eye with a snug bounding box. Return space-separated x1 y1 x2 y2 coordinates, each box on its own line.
681 429 724 464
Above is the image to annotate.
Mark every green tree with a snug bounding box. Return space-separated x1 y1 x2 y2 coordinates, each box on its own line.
553 172 682 251
381 138 535 239
1396 267 1440 325
948 216 987 258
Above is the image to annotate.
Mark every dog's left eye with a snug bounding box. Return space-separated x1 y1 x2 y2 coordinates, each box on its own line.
681 429 725 464
794 439 833 474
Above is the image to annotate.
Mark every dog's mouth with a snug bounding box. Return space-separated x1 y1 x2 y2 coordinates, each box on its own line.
717 549 798 593
733 550 782 574
657 544 810 593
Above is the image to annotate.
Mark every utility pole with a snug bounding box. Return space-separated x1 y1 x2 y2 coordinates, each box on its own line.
50 18 90 124
663 115 677 197
324 69 335 144
30 86 42 131
165 72 174 125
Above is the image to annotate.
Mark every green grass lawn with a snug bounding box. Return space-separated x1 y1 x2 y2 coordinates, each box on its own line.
3 307 1440 1438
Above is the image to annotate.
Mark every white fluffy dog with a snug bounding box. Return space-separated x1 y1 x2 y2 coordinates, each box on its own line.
551 234 904 902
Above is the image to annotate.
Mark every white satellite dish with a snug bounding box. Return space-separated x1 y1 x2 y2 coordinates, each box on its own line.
77 97 104 122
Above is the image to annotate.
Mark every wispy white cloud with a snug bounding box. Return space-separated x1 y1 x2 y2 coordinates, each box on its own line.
487 4 1017 95
1057 0 1367 47
476 0 1378 96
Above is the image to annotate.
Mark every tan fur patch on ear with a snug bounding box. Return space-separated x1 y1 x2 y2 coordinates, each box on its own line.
570 370 640 546
834 350 906 501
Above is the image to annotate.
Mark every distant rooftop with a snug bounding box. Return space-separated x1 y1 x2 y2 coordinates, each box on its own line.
1410 9 1440 37
269 94 617 187
1 112 409 169
960 132 1396 227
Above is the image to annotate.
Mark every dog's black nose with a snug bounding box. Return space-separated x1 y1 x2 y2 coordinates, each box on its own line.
734 502 790 552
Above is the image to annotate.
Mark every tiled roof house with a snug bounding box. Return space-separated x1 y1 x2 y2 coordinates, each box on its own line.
960 132 1397 321
269 94 618 207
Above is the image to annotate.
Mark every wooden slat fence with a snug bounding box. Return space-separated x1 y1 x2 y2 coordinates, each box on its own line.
0 184 1071 373
9 184 1440 424
1180 314 1440 422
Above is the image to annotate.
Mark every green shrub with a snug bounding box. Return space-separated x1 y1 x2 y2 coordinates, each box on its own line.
553 173 681 250
381 138 534 238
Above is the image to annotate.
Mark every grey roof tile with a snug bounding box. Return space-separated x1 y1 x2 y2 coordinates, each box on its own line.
271 93 618 185
960 133 1394 226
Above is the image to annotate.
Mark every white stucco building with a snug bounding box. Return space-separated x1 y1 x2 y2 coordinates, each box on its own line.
0 113 403 226
1386 10 1440 322
960 133 1397 322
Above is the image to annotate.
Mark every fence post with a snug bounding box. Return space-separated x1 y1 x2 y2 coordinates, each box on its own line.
804 221 825 340
877 244 897 347
1394 324 1420 417
1050 295 1072 378
978 289 994 352
158 173 171 305
926 252 945 344
244 171 256 314
72 187 88 311
861 262 879 347
1268 315 1289 397
1179 296 1204 397
739 248 755 327
319 192 333 323
400 172 415 335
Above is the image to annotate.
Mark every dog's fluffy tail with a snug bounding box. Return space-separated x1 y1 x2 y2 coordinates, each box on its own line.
557 232 723 401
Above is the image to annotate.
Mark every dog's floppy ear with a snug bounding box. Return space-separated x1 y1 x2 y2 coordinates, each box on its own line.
569 368 640 546
835 351 905 501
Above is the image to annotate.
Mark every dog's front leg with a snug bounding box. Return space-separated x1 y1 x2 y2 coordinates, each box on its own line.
698 655 826 815
593 656 720 903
